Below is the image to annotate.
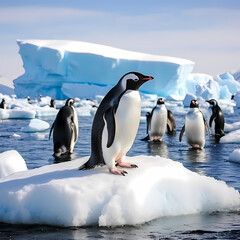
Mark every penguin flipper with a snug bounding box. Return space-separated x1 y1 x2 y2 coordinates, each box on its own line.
71 121 78 142
179 125 185 142
49 121 55 140
204 117 210 135
167 118 173 132
104 106 116 148
209 114 216 127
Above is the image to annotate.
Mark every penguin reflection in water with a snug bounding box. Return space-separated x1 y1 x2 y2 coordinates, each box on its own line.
49 98 78 157
143 98 176 141
179 100 209 149
80 72 153 176
206 99 225 143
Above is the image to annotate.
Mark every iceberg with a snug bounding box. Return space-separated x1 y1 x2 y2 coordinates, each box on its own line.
0 152 239 227
14 40 195 99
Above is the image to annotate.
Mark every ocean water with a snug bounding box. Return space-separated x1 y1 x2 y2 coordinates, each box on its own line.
0 103 240 239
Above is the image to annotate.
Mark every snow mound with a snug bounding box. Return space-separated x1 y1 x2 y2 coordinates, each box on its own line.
0 155 239 227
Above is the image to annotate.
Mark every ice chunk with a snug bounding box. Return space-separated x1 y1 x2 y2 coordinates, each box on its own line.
0 150 27 178
221 129 240 143
0 155 239 227
21 119 50 133
0 108 36 119
229 149 240 163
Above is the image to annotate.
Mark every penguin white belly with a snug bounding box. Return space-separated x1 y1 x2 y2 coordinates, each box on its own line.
102 90 141 168
185 109 205 149
69 107 79 153
149 106 167 141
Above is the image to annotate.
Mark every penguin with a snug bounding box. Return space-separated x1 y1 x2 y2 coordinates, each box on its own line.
80 72 153 175
50 98 56 108
0 98 6 109
142 98 176 141
179 99 209 149
49 98 79 157
206 99 225 142
167 109 176 135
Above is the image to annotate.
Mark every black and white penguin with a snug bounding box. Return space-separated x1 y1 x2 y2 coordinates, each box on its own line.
49 98 79 157
142 98 176 141
179 99 209 149
206 99 225 142
167 109 176 135
80 72 153 175
0 98 6 109
50 98 56 108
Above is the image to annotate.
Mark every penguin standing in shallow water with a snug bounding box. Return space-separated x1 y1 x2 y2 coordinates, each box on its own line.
142 98 176 141
179 99 209 149
0 99 6 109
206 99 225 142
80 72 153 176
49 98 78 157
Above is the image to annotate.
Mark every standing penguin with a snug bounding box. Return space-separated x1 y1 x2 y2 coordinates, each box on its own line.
206 99 225 142
142 98 176 141
49 98 79 157
179 99 209 149
0 98 6 109
80 72 153 175
50 98 56 108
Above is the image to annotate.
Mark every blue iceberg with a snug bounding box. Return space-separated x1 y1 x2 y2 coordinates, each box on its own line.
14 40 195 99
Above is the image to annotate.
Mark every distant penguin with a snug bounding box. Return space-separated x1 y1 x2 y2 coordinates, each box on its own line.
80 72 153 175
142 98 176 141
49 98 79 157
50 98 56 108
179 99 209 149
206 99 225 142
167 109 176 135
0 98 6 109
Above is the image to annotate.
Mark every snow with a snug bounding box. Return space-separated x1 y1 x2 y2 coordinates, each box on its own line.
21 119 50 133
0 150 27 178
0 152 239 227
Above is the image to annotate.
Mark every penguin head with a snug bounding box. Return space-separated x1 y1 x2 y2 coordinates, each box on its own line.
65 98 75 107
206 99 218 106
120 72 153 91
190 99 199 108
156 98 164 105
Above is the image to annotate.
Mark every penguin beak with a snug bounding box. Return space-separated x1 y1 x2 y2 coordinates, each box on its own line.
143 76 154 81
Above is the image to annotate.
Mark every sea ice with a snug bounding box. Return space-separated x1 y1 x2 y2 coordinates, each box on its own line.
221 129 240 143
229 149 240 163
0 153 239 227
0 150 27 178
21 119 50 133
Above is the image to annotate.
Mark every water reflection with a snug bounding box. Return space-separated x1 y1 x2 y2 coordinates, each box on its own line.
147 141 169 158
186 148 207 163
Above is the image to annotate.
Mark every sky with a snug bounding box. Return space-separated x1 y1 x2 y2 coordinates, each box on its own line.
0 0 240 86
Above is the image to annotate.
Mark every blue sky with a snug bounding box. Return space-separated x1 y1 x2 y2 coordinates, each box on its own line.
1 0 240 84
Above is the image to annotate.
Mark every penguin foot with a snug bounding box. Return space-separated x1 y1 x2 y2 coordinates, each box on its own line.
116 162 138 168
109 167 128 176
